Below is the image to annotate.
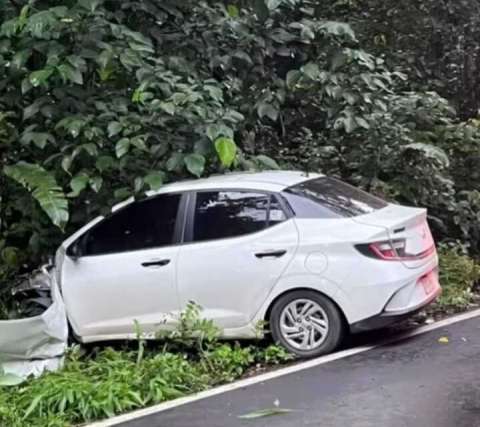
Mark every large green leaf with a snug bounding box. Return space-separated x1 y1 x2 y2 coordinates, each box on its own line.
303 62 320 80
158 102 176 115
144 172 164 191
214 137 237 167
69 174 89 197
96 156 115 172
404 143 450 167
20 131 55 149
57 63 83 85
166 153 184 172
29 68 54 87
89 176 103 193
1 247 19 267
23 98 48 121
108 121 123 138
78 0 102 13
286 70 302 89
256 155 280 170
254 0 269 22
227 4 239 17
115 138 130 158
206 123 234 141
3 162 69 229
184 154 206 177
257 102 279 121
318 22 357 42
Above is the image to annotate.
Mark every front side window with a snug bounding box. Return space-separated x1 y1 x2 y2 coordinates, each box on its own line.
192 191 286 242
283 177 388 219
82 193 181 256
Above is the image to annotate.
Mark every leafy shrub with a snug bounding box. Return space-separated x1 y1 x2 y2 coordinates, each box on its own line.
0 0 421 295
0 303 292 426
0 346 207 426
437 244 480 309
202 344 255 383
158 301 220 353
255 344 295 365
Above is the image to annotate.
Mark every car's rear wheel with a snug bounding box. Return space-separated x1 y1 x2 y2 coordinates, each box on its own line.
269 290 344 358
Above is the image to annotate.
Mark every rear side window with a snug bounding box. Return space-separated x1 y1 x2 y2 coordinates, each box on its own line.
282 177 387 218
82 194 181 255
192 191 286 242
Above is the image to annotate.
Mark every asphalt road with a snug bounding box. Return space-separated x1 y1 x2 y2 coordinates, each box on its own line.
119 316 480 427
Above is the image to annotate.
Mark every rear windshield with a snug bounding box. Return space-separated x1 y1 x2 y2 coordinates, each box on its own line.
282 177 388 219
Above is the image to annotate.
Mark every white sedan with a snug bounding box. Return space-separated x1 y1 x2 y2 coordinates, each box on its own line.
56 171 440 357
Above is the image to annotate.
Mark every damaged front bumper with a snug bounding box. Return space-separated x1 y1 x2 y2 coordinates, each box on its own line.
0 266 68 378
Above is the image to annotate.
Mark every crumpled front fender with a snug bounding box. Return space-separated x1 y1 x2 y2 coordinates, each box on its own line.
0 267 68 378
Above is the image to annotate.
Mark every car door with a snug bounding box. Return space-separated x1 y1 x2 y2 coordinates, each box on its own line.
176 190 299 330
59 193 185 339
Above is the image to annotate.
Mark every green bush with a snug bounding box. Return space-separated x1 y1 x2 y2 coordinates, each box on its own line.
202 344 255 383
255 344 294 366
0 346 207 426
437 245 480 309
0 304 292 426
1 0 447 299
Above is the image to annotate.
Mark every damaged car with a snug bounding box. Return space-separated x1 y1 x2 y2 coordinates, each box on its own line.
52 171 441 358
0 266 68 378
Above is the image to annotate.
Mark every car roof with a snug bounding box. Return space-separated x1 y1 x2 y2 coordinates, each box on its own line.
148 170 323 195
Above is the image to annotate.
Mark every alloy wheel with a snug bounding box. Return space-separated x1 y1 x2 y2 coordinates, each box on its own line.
279 298 329 351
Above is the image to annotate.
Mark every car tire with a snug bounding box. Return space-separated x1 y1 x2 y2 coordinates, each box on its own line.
270 290 345 358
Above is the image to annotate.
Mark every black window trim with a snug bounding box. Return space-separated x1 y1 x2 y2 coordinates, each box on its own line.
67 191 189 258
67 187 293 257
183 188 292 245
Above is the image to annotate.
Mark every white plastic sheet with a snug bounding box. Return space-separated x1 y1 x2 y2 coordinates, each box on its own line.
0 268 68 378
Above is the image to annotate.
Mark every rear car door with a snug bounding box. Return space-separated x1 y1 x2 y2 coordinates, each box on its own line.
58 193 184 339
176 190 298 330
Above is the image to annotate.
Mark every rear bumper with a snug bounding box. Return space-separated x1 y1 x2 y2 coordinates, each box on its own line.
350 285 441 333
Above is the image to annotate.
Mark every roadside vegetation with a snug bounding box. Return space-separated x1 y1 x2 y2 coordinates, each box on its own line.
0 304 293 426
436 245 480 311
1 0 480 425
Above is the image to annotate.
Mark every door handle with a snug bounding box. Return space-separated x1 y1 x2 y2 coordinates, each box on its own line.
255 250 287 259
141 259 170 268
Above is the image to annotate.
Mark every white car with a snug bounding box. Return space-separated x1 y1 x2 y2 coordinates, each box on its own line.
56 171 440 357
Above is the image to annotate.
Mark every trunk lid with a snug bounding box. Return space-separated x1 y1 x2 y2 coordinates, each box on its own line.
353 204 435 269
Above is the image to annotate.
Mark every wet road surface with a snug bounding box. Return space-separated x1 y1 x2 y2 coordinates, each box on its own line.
118 316 480 427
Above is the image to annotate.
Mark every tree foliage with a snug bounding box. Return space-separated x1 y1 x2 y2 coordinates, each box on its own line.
0 0 480 292
317 0 480 120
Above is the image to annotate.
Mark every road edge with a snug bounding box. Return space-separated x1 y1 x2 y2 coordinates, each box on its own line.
87 308 480 427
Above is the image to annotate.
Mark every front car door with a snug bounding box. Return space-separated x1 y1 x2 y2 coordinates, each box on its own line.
176 190 299 330
58 192 185 341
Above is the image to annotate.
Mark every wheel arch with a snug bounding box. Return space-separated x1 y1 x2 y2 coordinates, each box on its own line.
263 287 349 331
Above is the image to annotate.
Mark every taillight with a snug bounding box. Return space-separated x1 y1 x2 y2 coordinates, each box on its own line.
355 239 435 261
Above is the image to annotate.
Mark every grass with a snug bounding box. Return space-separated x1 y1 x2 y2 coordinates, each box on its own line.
0 304 293 427
436 244 480 309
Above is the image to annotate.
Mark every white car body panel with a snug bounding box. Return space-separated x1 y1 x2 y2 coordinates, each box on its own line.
176 219 298 329
60 245 180 337
353 204 435 269
56 170 440 343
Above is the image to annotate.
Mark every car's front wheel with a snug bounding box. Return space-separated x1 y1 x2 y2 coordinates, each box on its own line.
270 290 345 358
